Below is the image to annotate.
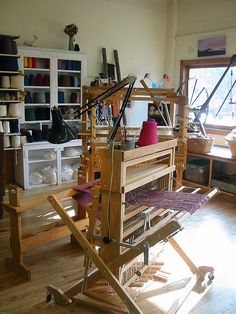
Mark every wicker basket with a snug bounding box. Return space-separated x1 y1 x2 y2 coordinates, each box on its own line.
187 136 215 154
226 140 236 158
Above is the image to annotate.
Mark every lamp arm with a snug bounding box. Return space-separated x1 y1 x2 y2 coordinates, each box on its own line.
77 75 136 118
107 80 135 144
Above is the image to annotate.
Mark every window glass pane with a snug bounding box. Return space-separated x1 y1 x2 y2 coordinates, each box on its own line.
188 66 236 127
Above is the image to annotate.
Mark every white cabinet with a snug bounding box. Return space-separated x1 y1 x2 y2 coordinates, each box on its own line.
14 47 87 188
18 46 87 129
15 139 82 189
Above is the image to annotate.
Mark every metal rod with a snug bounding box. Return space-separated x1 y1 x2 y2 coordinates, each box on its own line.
190 87 206 107
107 78 136 143
214 79 236 119
189 78 197 105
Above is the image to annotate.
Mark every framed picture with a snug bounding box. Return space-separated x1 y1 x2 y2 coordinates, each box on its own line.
148 103 170 126
198 36 226 57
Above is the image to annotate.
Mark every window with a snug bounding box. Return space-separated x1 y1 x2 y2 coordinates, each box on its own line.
180 58 236 129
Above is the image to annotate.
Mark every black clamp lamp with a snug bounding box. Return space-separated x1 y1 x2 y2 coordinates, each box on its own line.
47 75 136 146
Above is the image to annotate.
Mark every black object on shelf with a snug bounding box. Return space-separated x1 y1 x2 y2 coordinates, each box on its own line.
47 106 77 144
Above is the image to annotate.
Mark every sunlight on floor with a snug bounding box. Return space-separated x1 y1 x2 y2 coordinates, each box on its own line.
49 208 76 220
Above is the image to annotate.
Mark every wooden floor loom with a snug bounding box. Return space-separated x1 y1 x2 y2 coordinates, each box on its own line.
80 86 188 188
47 140 217 314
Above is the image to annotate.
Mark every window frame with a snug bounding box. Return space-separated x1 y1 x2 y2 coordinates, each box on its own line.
180 57 235 134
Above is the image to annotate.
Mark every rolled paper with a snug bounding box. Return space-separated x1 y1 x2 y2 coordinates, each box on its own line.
0 38 12 54
24 57 28 68
43 74 50 86
11 41 18 55
32 58 37 68
28 74 35 86
35 107 50 120
20 135 27 145
0 121 3 132
11 135 21 148
3 120 10 133
58 91 65 103
3 57 18 71
71 61 76 71
4 135 10 148
1 76 10 88
45 59 50 69
25 108 36 121
24 74 29 86
0 105 7 116
33 92 46 104
9 119 19 133
8 103 20 117
10 75 22 89
25 110 32 122
70 92 79 103
28 57 33 68
58 60 62 70
35 73 43 86
59 75 71 87
45 92 50 103
67 60 72 70
24 91 32 104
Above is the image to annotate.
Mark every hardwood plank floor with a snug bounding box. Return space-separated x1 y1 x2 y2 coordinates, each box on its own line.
0 192 235 313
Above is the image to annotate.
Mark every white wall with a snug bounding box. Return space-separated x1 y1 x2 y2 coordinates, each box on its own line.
0 0 168 126
172 0 236 87
0 0 167 84
168 0 236 145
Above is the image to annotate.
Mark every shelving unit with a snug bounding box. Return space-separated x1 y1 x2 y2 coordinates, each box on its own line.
18 46 86 127
8 47 87 188
0 47 23 150
184 145 236 194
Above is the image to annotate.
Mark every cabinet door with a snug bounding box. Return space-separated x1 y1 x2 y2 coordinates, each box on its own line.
59 143 82 184
27 145 58 189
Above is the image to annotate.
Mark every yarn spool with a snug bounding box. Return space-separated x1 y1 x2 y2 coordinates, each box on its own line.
138 120 158 146
10 75 22 89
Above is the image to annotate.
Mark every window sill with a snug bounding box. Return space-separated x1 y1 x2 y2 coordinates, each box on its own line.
205 126 234 136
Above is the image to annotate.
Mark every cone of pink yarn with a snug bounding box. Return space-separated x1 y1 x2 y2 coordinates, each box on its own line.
138 119 158 146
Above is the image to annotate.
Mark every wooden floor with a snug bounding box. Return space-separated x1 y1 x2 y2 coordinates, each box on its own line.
0 192 236 313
